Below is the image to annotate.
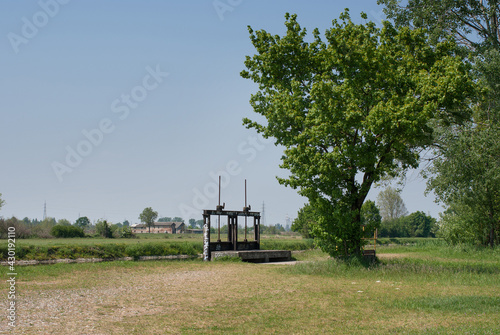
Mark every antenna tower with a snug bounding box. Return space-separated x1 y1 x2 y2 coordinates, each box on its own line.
43 201 47 220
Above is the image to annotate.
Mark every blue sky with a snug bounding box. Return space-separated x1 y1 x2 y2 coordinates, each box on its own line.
0 0 442 225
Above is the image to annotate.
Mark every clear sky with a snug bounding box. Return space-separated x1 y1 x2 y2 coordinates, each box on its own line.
0 0 443 226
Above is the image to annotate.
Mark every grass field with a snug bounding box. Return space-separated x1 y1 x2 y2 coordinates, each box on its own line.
1 234 314 261
2 241 499 334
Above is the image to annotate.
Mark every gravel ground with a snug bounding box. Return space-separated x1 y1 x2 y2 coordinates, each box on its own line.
1 268 219 335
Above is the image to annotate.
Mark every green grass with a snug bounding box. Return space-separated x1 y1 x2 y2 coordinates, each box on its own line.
392 295 500 313
1 241 203 260
5 242 500 334
260 238 314 251
1 234 312 260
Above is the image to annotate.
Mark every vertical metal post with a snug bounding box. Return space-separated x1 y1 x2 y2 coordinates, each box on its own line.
244 179 248 242
233 216 238 251
217 176 221 242
203 212 211 261
256 216 260 246
253 217 257 241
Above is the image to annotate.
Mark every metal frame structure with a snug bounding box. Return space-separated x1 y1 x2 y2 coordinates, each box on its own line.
202 178 261 261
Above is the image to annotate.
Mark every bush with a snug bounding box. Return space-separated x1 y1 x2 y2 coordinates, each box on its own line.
51 225 85 238
118 226 135 238
0 217 32 238
95 220 113 238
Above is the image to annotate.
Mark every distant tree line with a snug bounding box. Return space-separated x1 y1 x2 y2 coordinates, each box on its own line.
0 215 134 239
292 187 437 239
208 223 291 236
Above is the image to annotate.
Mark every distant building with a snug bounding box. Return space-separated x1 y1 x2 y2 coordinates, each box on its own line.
131 222 186 234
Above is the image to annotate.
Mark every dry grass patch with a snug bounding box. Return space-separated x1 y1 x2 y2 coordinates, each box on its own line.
2 247 499 334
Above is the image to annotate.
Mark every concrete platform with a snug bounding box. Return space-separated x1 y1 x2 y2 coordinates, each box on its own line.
211 250 292 263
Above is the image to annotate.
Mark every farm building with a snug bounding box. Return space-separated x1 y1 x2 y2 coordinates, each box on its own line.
131 222 186 234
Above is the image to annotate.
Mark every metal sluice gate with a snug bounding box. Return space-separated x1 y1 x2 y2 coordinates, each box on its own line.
202 178 262 261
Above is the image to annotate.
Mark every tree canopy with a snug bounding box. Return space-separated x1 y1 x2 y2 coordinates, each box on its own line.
75 216 90 229
379 1 500 247
427 123 500 246
379 0 500 52
139 207 158 233
241 10 476 257
377 187 408 221
291 203 317 238
360 200 382 234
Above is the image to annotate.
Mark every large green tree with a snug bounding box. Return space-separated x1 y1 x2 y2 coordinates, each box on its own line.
428 123 500 246
139 207 158 233
75 216 90 229
241 10 476 257
381 1 500 247
377 187 408 222
379 0 500 52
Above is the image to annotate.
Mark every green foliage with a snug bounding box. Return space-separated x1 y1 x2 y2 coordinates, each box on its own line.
241 10 476 257
95 220 114 238
0 217 31 238
158 216 184 222
361 200 382 233
196 219 204 229
377 187 408 221
386 1 500 247
118 226 135 238
406 211 437 237
139 207 158 233
31 218 57 238
51 225 85 238
0 192 5 211
260 238 314 251
57 218 72 226
188 218 197 228
0 241 203 261
377 237 446 246
379 0 500 53
379 211 437 238
427 122 500 246
291 203 317 238
260 224 286 235
75 216 90 229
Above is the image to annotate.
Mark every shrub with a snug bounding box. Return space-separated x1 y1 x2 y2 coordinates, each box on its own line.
51 225 85 238
0 217 32 238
